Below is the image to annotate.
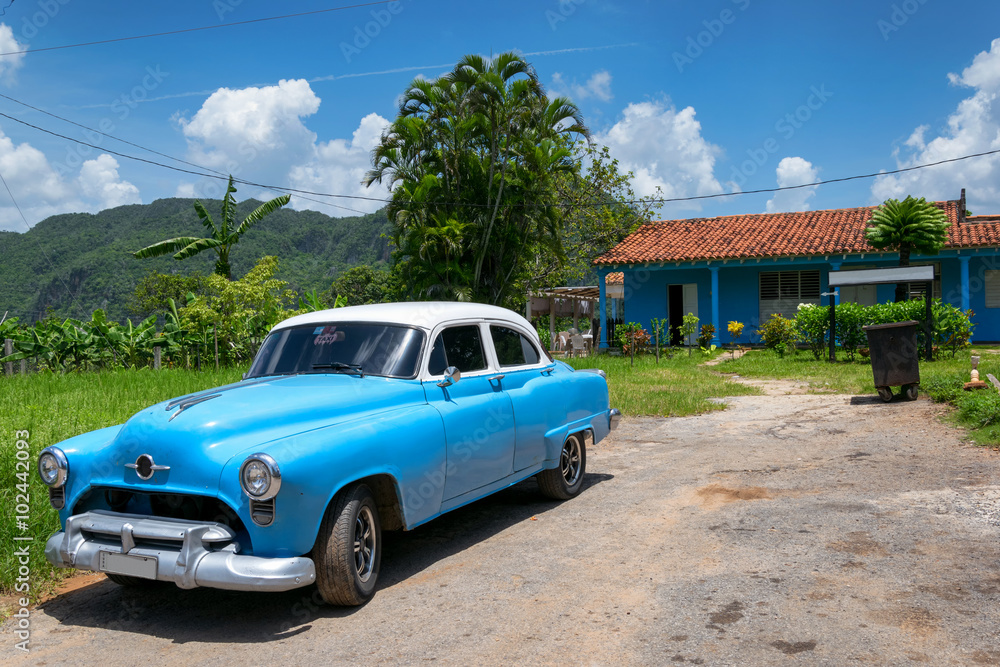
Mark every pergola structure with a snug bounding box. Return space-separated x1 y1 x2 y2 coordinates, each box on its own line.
528 279 624 349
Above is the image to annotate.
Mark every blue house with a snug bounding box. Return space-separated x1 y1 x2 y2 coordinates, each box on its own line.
594 190 1000 346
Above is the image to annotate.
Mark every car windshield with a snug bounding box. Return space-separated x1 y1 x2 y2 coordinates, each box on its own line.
246 323 425 379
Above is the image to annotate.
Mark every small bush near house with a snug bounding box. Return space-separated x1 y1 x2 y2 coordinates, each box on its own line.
796 303 830 360
616 322 650 356
833 301 869 361
757 314 797 356
697 323 716 350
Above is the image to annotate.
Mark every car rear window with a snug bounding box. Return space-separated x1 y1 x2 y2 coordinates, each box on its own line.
490 325 541 367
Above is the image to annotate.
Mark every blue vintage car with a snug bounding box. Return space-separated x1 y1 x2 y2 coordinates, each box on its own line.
38 302 619 605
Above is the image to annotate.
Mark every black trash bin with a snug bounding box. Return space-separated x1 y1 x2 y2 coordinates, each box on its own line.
862 320 920 402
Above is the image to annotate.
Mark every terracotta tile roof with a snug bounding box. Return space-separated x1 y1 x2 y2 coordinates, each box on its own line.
605 272 623 285
595 200 1000 266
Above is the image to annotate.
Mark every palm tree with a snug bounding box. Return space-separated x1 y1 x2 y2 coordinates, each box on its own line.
134 176 290 280
365 51 589 307
865 196 950 302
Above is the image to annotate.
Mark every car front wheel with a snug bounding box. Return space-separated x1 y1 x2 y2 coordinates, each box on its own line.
314 483 381 606
537 432 587 500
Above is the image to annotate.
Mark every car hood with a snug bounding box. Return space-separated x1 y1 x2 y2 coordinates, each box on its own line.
94 374 425 493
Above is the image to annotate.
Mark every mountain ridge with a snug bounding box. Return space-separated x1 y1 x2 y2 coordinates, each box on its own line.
0 198 392 323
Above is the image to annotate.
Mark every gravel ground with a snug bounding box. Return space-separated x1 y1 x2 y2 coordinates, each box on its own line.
6 379 1000 666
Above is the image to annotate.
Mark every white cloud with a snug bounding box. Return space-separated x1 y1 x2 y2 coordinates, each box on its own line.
0 128 139 231
288 112 391 215
0 24 26 85
175 79 320 199
872 38 1000 210
78 155 141 210
595 99 723 213
175 80 390 216
766 157 819 212
551 70 613 102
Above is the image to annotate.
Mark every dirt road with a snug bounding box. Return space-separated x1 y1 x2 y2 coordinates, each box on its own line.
6 381 1000 665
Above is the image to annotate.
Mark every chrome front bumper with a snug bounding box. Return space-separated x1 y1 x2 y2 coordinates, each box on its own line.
45 510 315 592
608 408 622 431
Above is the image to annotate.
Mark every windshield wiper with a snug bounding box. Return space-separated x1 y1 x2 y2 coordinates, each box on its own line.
312 362 365 377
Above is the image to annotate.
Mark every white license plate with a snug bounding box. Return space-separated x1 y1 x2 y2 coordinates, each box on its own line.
99 551 158 580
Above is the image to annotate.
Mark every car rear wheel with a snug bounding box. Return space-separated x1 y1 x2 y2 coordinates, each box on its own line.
314 483 381 606
537 432 586 500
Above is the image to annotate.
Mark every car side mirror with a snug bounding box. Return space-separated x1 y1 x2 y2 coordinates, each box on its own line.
437 366 461 388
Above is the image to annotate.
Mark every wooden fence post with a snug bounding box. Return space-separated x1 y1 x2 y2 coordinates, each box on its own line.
20 359 26 375
153 346 161 370
4 338 11 377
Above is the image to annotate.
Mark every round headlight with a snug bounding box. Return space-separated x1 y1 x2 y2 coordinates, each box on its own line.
239 453 281 501
38 447 68 488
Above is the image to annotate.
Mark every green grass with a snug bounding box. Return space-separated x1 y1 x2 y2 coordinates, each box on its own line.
0 367 243 597
719 347 1000 446
565 350 763 417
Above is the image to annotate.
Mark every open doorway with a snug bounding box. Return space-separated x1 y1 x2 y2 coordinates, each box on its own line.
667 283 698 346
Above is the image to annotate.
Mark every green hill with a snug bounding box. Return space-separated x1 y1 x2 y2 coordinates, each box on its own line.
0 198 392 323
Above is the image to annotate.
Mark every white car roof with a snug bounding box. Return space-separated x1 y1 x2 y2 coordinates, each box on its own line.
271 301 536 335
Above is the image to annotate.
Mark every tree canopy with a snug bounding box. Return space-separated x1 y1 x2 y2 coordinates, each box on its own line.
365 52 590 307
865 196 950 302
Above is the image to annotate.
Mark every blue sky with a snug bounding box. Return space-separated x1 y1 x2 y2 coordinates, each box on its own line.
1 0 999 231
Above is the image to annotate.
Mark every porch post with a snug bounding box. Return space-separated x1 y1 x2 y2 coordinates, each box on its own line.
959 256 971 312
830 262 842 304
709 266 720 345
598 271 609 349
548 298 555 348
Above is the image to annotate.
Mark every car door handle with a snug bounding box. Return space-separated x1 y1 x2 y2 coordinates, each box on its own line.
541 368 554 376
489 374 505 382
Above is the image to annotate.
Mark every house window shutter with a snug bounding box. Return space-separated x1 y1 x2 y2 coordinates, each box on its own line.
986 271 1000 308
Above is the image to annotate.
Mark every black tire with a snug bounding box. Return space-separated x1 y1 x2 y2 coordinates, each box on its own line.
877 387 893 403
105 573 161 587
537 432 586 500
313 483 381 606
904 384 919 401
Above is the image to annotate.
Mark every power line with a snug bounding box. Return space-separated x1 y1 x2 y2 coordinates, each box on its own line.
0 1 401 57
0 103 370 215
1 101 999 211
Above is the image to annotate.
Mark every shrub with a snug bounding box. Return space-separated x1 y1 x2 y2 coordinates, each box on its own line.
727 320 745 343
697 323 716 350
757 314 797 355
678 313 699 346
834 301 869 361
616 322 650 356
795 303 830 360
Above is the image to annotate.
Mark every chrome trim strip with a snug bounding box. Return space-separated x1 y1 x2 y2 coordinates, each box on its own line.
168 394 221 421
164 375 286 412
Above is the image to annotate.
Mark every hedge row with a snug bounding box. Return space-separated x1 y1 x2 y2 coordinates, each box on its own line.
758 299 974 360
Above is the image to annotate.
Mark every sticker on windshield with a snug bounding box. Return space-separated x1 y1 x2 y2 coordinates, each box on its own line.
314 326 344 345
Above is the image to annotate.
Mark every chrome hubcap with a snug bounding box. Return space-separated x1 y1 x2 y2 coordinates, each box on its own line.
560 437 582 486
354 506 376 582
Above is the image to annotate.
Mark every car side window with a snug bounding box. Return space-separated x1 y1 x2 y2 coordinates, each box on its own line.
428 325 487 375
490 325 541 367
